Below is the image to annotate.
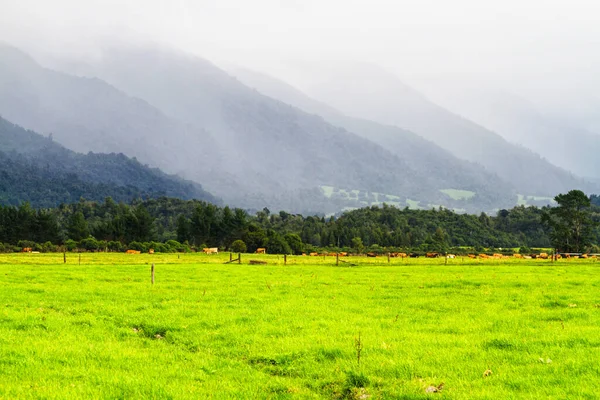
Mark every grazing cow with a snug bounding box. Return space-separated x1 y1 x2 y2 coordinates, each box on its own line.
366 252 377 258
425 252 439 258
148 249 155 254
126 249 141 254
310 252 318 256
398 252 407 258
339 252 348 257
468 254 476 259
513 254 523 258
446 254 456 259
539 253 549 259
409 253 420 258
492 253 503 258
22 247 32 253
479 254 488 259
255 248 266 254
581 254 589 259
327 252 337 257
389 252 399 258
203 247 219 254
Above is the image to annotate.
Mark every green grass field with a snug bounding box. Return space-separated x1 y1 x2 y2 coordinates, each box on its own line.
1 253 599 399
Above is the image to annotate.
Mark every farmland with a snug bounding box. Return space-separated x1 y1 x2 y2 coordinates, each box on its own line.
1 253 599 399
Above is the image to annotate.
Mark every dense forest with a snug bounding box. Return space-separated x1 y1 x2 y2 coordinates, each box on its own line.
0 117 218 207
1 193 598 254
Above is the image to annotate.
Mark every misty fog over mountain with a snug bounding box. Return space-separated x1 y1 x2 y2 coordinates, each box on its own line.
1 0 599 214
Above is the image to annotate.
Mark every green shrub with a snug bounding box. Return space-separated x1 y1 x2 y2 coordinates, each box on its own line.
230 240 247 253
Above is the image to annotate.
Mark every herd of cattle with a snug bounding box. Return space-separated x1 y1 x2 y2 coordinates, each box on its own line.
201 248 598 260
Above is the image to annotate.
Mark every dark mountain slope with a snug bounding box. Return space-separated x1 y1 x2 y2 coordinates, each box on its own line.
230 67 517 208
65 45 519 211
0 117 218 206
0 43 220 182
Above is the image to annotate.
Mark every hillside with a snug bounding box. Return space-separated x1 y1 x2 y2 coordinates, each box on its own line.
0 43 516 213
0 44 223 186
230 67 517 209
0 117 218 207
58 45 522 212
304 63 591 196
426 89 600 179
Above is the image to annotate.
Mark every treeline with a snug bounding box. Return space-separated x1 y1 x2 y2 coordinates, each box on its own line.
1 194 599 254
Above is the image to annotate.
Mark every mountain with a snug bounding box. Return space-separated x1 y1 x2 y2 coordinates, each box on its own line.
0 44 521 213
59 45 525 212
0 116 218 207
427 90 600 179
0 43 223 184
229 67 518 208
302 63 591 196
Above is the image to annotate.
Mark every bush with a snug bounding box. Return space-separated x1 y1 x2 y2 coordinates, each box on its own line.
284 234 304 255
519 246 532 254
17 240 35 250
265 234 292 255
80 237 100 251
65 239 78 251
230 240 247 253
41 241 57 253
108 241 125 252
128 241 146 252
165 240 183 252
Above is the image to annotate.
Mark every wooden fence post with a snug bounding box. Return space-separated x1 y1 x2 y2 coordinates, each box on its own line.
78 253 81 265
63 251 66 264
284 254 287 265
336 253 339 266
387 253 390 263
151 263 155 285
230 252 233 261
238 253 241 264
445 253 448 265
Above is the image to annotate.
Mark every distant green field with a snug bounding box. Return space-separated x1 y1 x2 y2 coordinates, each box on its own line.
1 253 599 398
440 189 476 201
517 194 555 206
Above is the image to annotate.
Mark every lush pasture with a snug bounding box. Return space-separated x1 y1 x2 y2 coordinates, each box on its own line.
0 254 599 399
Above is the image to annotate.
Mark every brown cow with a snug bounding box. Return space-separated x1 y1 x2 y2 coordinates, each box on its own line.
425 252 439 258
255 248 266 254
366 252 377 258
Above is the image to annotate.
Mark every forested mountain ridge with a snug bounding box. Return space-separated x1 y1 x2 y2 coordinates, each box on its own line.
230 67 516 208
53 45 520 212
0 43 443 213
305 63 592 196
0 117 218 206
0 43 222 184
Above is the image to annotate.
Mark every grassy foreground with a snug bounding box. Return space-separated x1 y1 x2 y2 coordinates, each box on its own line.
0 254 599 399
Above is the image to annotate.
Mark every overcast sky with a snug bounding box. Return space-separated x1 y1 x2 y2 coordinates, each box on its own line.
1 0 599 99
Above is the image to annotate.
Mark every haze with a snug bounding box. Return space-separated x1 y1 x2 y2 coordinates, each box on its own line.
1 0 599 93
1 0 599 213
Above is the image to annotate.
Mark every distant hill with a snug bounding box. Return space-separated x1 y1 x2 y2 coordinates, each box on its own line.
0 117 218 207
230 67 518 210
424 89 600 179
304 63 591 196
0 43 514 213
59 45 524 212
0 43 222 184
